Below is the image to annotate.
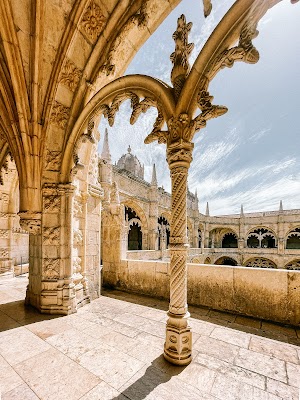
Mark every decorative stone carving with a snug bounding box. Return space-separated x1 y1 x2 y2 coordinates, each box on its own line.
97 2 148 77
59 59 82 91
18 212 42 235
0 229 9 238
43 227 60 245
43 258 60 279
0 249 9 258
0 193 9 204
45 150 61 171
43 195 61 212
286 260 300 270
73 228 83 246
73 196 84 217
80 0 106 42
202 0 212 17
246 258 276 269
170 14 194 98
50 101 70 129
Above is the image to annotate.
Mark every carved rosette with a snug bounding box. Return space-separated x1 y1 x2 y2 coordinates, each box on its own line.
60 59 82 91
80 0 106 43
50 101 70 129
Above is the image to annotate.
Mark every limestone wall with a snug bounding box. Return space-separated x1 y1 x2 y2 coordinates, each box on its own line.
115 260 300 326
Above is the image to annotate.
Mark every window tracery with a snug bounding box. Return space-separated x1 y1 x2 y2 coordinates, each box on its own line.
246 228 276 248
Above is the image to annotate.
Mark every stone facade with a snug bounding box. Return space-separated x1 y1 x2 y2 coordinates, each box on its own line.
99 131 300 271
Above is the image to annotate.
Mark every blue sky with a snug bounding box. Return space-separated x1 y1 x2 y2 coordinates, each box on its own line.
99 0 300 215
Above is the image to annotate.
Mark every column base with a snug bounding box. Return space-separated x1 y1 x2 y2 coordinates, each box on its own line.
163 312 192 366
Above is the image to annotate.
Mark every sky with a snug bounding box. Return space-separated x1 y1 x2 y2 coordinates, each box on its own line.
98 0 300 216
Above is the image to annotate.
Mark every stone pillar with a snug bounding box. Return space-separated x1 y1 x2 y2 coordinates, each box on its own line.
164 138 193 366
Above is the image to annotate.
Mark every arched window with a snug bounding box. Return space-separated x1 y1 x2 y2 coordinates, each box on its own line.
198 229 202 248
285 260 300 270
246 228 276 248
158 216 170 249
128 220 142 250
245 258 277 268
286 228 300 249
215 256 237 266
222 233 238 248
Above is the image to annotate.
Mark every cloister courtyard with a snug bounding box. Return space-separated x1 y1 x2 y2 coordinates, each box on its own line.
0 273 299 400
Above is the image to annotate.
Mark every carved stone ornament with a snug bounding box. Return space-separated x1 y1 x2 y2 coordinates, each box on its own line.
97 2 148 77
18 212 42 235
80 0 106 42
43 195 61 213
50 101 70 129
0 229 9 239
73 228 83 246
43 227 60 245
0 249 9 258
45 150 61 171
60 59 82 91
170 14 194 98
43 258 60 280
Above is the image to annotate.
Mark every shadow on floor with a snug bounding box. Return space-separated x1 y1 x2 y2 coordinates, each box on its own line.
112 355 186 400
102 288 300 347
0 300 61 332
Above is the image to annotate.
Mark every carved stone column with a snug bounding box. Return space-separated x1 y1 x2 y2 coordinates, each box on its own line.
164 135 193 366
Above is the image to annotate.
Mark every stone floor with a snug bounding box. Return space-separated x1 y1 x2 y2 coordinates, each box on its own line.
0 274 299 400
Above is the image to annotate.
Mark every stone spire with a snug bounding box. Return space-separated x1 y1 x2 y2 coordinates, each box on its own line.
240 204 244 217
206 202 209 216
151 163 157 186
279 200 283 212
101 128 111 163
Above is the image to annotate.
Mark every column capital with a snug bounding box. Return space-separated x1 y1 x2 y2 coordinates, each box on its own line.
18 211 41 235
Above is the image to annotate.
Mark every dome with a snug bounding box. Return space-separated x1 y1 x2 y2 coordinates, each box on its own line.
116 146 144 179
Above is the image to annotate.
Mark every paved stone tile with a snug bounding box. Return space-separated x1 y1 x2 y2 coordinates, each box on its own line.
194 353 265 390
0 355 23 395
208 310 236 323
189 318 215 336
251 387 284 400
249 336 299 364
80 381 128 400
119 362 215 400
210 326 251 348
14 348 100 400
0 311 21 332
189 305 210 317
26 317 73 340
261 321 297 338
0 327 51 366
235 315 262 329
211 372 255 400
45 328 106 361
64 313 102 331
194 336 240 363
2 383 40 399
139 308 166 322
266 378 300 400
286 362 300 388
176 363 216 393
234 348 287 383
77 345 145 390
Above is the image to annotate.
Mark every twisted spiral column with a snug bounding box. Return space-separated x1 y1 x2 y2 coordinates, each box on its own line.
164 141 193 366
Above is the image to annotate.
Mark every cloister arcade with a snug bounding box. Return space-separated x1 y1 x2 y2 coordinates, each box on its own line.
0 0 299 368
